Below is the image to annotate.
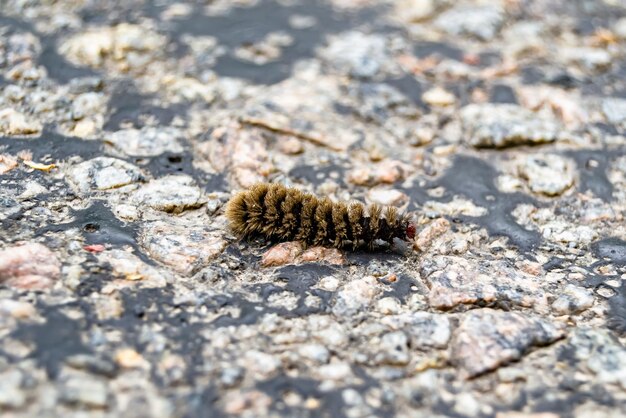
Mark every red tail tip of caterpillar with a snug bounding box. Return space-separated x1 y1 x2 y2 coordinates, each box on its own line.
406 222 416 240
225 183 415 252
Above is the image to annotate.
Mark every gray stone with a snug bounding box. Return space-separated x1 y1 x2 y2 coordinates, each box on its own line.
434 6 503 41
71 92 105 120
460 104 562 148
332 277 380 317
320 31 390 78
298 343 331 364
602 98 626 125
60 377 109 408
381 312 451 349
106 127 185 157
375 331 411 365
517 154 576 196
451 309 565 378
552 284 595 315
561 329 626 390
140 220 227 275
420 256 548 312
67 157 144 194
132 175 205 213
0 369 26 409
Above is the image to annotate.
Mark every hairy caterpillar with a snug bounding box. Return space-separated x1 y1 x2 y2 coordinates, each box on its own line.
225 183 416 251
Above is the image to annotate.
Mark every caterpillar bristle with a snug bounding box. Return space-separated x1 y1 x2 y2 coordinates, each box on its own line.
225 183 414 251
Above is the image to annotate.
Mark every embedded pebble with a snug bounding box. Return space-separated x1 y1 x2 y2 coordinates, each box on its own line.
132 175 205 213
0 299 37 319
67 157 144 194
367 188 408 206
420 256 548 311
451 309 565 378
298 344 330 364
434 5 504 41
375 331 410 366
59 23 166 70
552 284 594 315
0 154 18 174
60 377 110 408
395 0 436 22
460 104 561 148
602 98 626 126
381 312 451 349
106 127 185 157
320 31 390 78
0 243 61 290
98 249 169 288
415 218 450 251
517 154 576 196
141 221 227 275
332 276 380 317
422 87 456 107
0 108 42 135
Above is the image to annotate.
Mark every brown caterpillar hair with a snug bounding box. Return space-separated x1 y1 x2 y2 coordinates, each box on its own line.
225 183 416 251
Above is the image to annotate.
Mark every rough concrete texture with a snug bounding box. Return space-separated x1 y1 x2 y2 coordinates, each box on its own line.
1 0 626 417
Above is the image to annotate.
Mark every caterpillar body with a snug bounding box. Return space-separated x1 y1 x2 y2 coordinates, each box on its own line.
225 183 416 251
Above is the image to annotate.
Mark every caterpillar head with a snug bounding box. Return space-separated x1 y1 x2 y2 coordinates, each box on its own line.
405 222 416 240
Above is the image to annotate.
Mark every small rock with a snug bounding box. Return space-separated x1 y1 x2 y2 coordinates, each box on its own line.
348 160 406 186
552 284 594 315
517 154 576 196
0 370 26 409
0 299 37 319
460 104 561 148
67 157 144 194
601 97 626 126
298 344 330 364
381 312 451 349
422 87 456 107
562 329 626 390
115 348 148 369
71 92 105 120
451 309 564 378
320 31 391 78
434 6 503 41
316 361 352 381
420 256 548 311
376 297 402 315
561 47 611 70
299 246 345 265
261 242 304 267
141 221 227 275
0 108 42 135
375 331 410 366
0 243 61 290
60 377 109 408
415 218 450 251
106 127 185 157
245 350 281 376
98 249 169 288
395 0 435 22
318 275 340 292
133 175 205 213
332 276 380 317
65 354 118 378
615 17 626 39
261 242 346 267
540 221 597 246
59 23 165 69
453 393 481 418
367 188 408 206
220 367 244 388
0 154 18 174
